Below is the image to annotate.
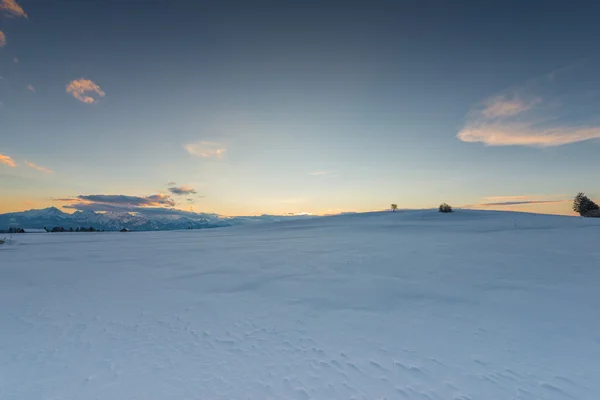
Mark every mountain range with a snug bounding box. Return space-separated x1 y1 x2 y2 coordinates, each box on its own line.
0 207 310 232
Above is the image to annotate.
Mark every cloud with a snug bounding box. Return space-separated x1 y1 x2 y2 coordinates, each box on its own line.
23 161 52 174
0 31 6 47
481 97 541 118
184 141 226 158
0 0 27 18
27 84 35 92
466 195 571 208
309 171 339 178
0 153 16 167
77 194 175 207
168 186 197 195
457 63 600 147
66 78 105 104
167 181 177 186
482 200 569 206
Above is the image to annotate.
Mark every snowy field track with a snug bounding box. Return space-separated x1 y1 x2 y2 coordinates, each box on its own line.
1 210 600 400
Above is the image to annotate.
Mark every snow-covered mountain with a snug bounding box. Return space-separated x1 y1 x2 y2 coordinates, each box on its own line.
0 207 313 231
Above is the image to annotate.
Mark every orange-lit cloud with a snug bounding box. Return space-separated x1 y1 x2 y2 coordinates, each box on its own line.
0 31 6 47
0 0 27 18
184 141 226 159
458 124 600 147
0 153 16 167
66 78 105 104
457 64 600 147
23 161 52 174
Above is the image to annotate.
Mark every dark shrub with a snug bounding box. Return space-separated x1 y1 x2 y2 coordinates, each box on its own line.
439 203 453 213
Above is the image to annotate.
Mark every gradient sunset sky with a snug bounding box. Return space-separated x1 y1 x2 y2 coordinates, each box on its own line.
1 0 600 216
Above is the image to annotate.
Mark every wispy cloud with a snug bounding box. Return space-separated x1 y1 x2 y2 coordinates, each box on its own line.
167 181 177 187
23 161 52 174
27 84 35 92
0 31 6 47
309 170 339 178
66 78 105 104
0 0 27 18
168 186 197 195
481 96 541 118
0 154 16 167
184 141 226 159
457 63 600 147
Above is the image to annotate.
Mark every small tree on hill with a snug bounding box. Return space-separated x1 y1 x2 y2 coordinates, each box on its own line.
573 192 599 216
439 203 453 213
391 204 398 212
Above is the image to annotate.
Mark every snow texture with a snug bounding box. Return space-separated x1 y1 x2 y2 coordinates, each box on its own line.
1 210 600 399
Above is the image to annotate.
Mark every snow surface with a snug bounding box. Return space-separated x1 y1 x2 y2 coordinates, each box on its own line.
1 210 600 400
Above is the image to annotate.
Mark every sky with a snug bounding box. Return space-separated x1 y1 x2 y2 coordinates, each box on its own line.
1 0 600 217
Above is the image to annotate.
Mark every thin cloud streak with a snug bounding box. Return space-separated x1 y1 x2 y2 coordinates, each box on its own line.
0 31 6 47
27 84 35 92
0 154 16 167
457 64 600 147
0 0 27 18
184 141 226 159
309 171 339 178
482 200 570 206
66 78 105 104
23 161 52 174
465 195 571 208
482 195 569 202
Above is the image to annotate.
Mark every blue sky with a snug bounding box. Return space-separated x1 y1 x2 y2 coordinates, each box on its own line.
1 0 599 216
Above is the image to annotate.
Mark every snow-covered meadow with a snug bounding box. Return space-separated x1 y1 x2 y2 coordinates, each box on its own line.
1 210 600 400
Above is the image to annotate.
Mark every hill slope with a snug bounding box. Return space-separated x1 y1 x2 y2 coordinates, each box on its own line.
1 210 599 399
